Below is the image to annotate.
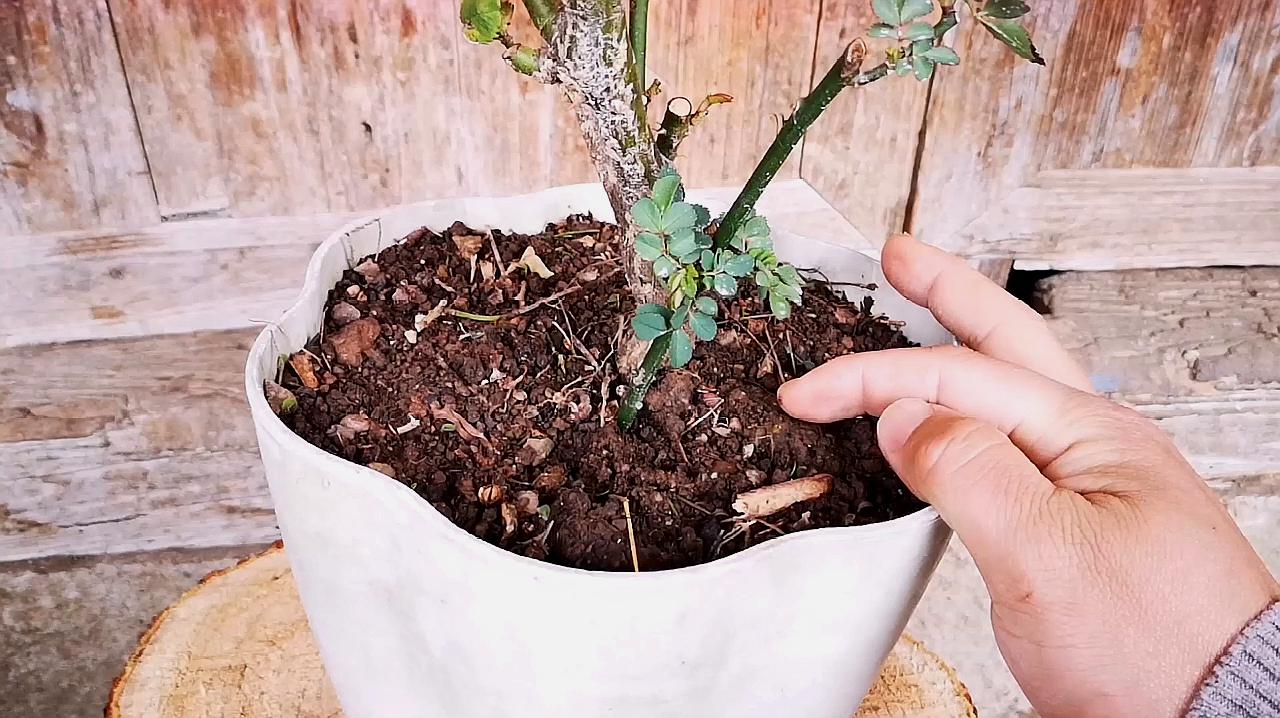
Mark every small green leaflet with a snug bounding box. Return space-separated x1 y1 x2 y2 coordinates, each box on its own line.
692 204 712 230
904 22 935 41
459 0 511 43
776 264 801 287
651 174 681 212
668 227 699 258
689 312 717 341
633 198 662 232
868 23 898 39
652 256 677 279
922 46 959 65
636 232 665 261
713 274 737 297
977 15 1044 65
722 254 755 277
662 202 699 232
632 311 669 341
670 330 694 368
769 293 792 320
695 296 718 317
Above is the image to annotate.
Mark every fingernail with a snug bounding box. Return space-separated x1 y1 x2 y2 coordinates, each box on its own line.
877 399 934 453
776 379 799 413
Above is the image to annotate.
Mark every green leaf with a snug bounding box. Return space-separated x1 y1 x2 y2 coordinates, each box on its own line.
899 0 933 23
913 56 935 81
632 312 669 341
769 292 793 320
868 23 898 39
772 281 802 304
922 46 960 65
695 296 718 317
633 198 662 231
652 173 681 212
755 269 777 288
682 271 698 299
739 215 770 239
668 227 698 258
690 312 717 341
722 253 756 277
636 232 666 261
984 0 1030 19
699 249 716 270
713 273 738 297
460 0 511 43
872 0 901 25
977 16 1045 65
694 231 713 250
505 45 541 75
903 22 935 41
669 330 694 368
776 264 802 287
692 204 712 229
635 303 671 319
662 202 699 231
745 235 773 253
895 59 913 77
671 302 691 330
653 255 677 279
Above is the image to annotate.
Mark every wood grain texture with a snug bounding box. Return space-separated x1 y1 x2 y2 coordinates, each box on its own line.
0 545 263 718
1039 268 1280 478
106 545 975 718
800 0 930 248
911 0 1280 258
645 0 821 188
0 0 158 233
108 0 825 221
0 330 278 562
0 179 863 348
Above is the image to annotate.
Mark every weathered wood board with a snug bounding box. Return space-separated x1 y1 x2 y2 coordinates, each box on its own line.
800 0 930 250
1038 268 1280 479
0 180 865 348
0 330 279 562
107 0 828 221
911 0 1280 267
0 0 158 234
0 545 261 718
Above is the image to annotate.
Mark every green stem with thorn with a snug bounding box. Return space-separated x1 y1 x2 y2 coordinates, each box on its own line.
716 42 887 247
617 331 672 431
630 0 649 94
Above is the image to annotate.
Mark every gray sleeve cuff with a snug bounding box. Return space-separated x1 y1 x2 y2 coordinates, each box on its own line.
1186 601 1280 717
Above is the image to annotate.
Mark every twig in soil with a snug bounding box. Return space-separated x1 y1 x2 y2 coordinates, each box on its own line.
762 326 786 385
673 494 714 516
622 497 640 572
732 474 834 519
488 231 507 276
785 330 797 375
684 398 725 435
751 517 786 535
448 309 502 322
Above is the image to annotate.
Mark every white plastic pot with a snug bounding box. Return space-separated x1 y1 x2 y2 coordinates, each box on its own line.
245 184 953 718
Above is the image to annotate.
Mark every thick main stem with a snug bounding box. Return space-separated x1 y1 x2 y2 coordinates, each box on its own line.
548 0 660 304
716 42 885 246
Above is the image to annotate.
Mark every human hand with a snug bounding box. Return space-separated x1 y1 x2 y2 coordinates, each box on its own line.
778 234 1280 717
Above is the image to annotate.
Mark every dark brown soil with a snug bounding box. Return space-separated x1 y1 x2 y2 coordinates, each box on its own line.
275 217 923 571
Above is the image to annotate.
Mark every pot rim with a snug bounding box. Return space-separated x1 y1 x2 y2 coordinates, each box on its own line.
245 185 944 580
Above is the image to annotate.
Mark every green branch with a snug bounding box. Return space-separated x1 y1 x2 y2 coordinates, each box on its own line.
617 331 672 431
630 0 649 94
716 41 887 246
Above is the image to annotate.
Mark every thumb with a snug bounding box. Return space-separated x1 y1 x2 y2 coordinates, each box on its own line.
878 398 1060 573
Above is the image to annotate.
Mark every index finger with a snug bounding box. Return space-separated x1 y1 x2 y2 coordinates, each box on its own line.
881 234 1093 393
778 345 1110 470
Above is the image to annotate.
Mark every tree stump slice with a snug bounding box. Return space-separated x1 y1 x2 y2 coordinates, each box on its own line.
107 545 975 718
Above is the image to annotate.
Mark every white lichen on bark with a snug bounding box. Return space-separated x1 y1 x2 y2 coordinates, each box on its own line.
547 0 660 304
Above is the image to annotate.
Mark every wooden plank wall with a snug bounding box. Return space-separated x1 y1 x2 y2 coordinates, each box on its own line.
910 0 1280 268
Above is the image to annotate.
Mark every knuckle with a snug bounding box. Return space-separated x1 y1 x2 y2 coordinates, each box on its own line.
914 417 1003 479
